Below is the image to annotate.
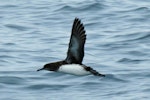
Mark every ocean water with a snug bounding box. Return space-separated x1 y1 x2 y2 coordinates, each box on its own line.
0 0 150 100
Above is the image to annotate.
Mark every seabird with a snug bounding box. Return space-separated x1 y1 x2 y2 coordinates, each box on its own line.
37 18 105 77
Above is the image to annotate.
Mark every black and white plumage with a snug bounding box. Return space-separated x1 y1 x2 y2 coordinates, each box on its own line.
37 18 105 77
66 18 86 64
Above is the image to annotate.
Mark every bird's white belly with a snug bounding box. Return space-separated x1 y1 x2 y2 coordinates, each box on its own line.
58 64 91 76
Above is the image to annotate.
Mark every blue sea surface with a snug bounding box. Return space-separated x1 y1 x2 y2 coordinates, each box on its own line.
0 0 150 100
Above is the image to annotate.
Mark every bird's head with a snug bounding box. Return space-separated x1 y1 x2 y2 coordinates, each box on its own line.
37 64 51 71
37 63 57 71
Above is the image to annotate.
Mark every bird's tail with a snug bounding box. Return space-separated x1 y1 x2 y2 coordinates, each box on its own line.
85 67 105 77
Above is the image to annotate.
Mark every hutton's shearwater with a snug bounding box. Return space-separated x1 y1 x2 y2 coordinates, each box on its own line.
37 18 105 77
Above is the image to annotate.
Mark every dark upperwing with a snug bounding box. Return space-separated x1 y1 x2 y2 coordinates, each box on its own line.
65 18 86 64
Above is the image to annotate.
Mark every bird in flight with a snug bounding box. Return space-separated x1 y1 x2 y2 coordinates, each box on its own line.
37 18 105 77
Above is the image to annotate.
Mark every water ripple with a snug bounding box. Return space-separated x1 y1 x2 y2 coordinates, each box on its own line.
26 84 70 90
118 58 146 64
0 0 150 99
0 76 26 85
5 24 31 31
55 2 105 12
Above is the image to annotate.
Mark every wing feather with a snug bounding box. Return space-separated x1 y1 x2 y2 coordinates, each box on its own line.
65 18 86 64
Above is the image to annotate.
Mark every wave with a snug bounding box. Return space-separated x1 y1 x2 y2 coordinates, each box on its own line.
5 24 30 31
118 7 149 13
118 58 146 64
128 7 149 13
113 32 150 44
26 84 70 90
0 76 26 85
55 2 105 12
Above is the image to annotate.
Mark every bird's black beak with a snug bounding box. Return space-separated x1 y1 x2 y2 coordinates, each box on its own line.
37 68 44 71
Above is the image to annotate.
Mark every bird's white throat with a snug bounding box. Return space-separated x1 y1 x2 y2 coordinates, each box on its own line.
58 64 91 76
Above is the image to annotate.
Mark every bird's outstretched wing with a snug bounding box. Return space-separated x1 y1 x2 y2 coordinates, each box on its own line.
65 18 86 64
